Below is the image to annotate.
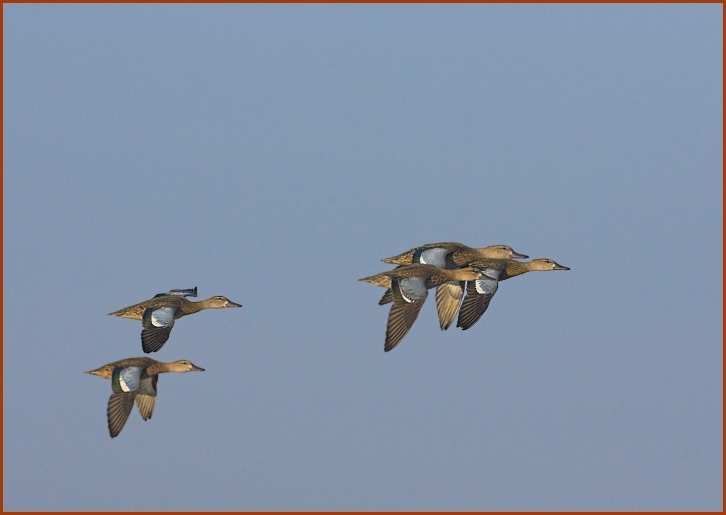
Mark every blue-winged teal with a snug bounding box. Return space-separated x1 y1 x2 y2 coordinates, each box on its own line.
382 242 528 267
360 264 487 352
456 258 570 330
86 357 204 438
109 290 242 353
108 287 199 320
377 244 528 330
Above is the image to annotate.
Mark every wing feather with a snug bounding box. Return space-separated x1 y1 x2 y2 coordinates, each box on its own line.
107 392 135 438
456 274 499 330
434 281 464 331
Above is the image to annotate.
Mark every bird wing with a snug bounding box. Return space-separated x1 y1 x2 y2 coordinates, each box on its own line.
434 281 465 331
111 366 143 393
168 287 197 297
397 276 428 302
107 392 136 438
378 289 393 305
141 307 176 353
456 270 501 330
415 247 454 267
385 277 428 351
134 376 158 421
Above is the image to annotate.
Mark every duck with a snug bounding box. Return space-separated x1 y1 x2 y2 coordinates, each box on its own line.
456 258 570 330
108 287 198 320
109 291 242 353
382 242 528 267
359 264 487 351
85 357 205 438
377 243 528 330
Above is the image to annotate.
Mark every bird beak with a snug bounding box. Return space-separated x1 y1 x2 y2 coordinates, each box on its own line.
192 365 205 372
227 300 243 308
553 263 570 270
511 251 529 259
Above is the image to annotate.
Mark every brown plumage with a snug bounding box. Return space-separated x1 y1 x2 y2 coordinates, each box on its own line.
382 242 527 267
360 264 485 351
109 294 242 321
109 293 242 353
86 357 204 438
456 258 570 330
377 243 528 330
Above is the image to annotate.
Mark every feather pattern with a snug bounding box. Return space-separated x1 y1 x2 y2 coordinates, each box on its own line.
456 270 501 330
434 281 465 331
134 394 157 421
109 292 241 352
107 391 136 438
385 279 427 351
111 366 143 393
415 247 452 267
141 307 176 353
397 276 428 303
361 263 484 351
168 287 197 297
87 357 204 438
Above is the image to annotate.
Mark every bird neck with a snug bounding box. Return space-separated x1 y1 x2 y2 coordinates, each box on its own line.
505 260 534 278
179 298 211 314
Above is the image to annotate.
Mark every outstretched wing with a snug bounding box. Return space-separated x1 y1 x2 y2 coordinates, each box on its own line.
107 392 136 438
385 277 428 351
456 270 500 331
414 247 454 267
168 287 197 297
434 281 465 331
133 375 158 420
141 307 176 353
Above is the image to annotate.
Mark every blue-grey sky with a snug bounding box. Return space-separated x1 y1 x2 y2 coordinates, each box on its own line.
3 4 722 511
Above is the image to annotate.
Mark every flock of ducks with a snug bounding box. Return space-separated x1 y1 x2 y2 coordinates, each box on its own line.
85 288 241 438
359 242 569 351
86 241 568 438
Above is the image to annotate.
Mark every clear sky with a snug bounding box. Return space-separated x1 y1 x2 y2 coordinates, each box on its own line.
3 4 722 511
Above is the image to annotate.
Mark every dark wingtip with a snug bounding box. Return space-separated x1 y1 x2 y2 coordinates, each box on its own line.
141 332 164 353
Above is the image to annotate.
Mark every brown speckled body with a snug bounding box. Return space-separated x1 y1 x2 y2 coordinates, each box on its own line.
382 243 526 266
86 357 204 438
360 264 484 351
359 263 482 290
85 357 204 378
109 295 242 320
